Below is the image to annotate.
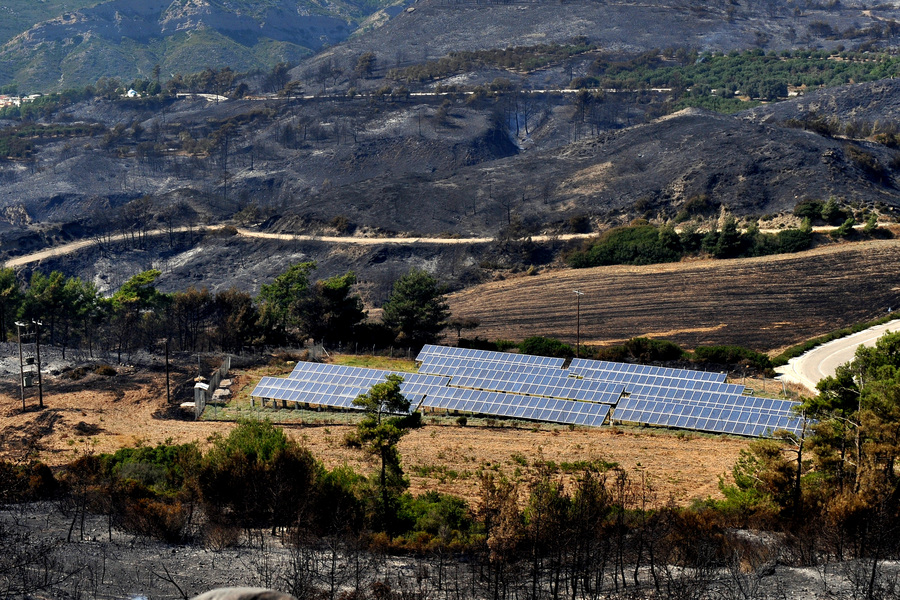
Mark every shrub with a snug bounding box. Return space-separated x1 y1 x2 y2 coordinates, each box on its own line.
455 416 468 427
398 491 474 544
692 345 771 370
830 217 856 239
94 364 117 376
198 420 319 529
121 498 191 543
774 228 813 253
567 225 683 268
793 199 823 221
623 337 685 361
519 336 574 358
0 461 57 502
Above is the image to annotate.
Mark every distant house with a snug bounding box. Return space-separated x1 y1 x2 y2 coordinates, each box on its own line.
127 89 139 98
0 95 21 107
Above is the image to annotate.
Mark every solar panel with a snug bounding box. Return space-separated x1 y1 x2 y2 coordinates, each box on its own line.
418 357 568 377
448 369 624 404
570 358 727 383
613 393 804 437
416 344 566 368
419 385 611 427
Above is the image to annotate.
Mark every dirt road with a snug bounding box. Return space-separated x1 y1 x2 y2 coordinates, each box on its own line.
3 226 597 269
3 221 859 270
775 319 900 393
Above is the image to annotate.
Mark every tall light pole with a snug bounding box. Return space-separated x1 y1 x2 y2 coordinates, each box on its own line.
15 321 25 412
574 290 584 358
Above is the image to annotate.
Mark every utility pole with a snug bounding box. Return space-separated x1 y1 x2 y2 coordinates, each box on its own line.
165 338 171 405
574 290 584 358
15 321 25 412
33 320 43 409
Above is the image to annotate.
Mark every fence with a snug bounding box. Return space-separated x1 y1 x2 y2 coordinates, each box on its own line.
194 355 231 420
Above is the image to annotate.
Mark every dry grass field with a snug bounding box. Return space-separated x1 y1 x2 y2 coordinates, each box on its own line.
0 361 749 507
448 238 900 352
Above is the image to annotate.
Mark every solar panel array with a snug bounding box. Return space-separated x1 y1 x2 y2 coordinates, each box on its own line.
448 368 623 404
249 345 804 437
569 358 727 383
251 352 617 428
414 345 805 437
252 363 449 412
614 394 801 437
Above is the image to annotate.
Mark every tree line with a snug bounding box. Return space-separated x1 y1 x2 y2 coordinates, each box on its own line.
565 217 816 268
565 201 888 269
0 263 451 359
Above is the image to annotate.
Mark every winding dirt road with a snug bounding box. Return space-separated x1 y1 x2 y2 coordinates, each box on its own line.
2 226 596 269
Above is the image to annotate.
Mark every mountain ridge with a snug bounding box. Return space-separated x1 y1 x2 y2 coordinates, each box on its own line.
0 0 401 89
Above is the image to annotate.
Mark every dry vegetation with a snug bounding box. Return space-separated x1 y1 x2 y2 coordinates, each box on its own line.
449 238 900 351
0 359 748 507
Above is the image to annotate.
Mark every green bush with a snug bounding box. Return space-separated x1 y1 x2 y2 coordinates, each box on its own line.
774 228 813 253
567 225 682 267
398 491 474 544
519 336 574 358
623 337 685 362
692 345 771 370
198 419 319 529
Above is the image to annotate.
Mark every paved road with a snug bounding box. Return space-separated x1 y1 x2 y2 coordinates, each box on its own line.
775 319 900 393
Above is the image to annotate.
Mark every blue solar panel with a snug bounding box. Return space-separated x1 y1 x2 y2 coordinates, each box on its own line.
613 393 804 437
416 344 566 368
570 358 727 384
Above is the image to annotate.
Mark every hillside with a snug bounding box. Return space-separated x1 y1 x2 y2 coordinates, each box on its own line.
2 95 898 237
297 0 900 83
283 106 900 234
0 0 404 90
5 0 900 91
743 76 900 125
446 238 900 352
0 0 98 48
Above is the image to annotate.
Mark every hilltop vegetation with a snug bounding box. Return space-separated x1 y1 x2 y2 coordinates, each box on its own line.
0 0 403 90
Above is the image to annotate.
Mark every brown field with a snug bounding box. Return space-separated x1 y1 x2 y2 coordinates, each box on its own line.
448 238 900 352
0 362 750 507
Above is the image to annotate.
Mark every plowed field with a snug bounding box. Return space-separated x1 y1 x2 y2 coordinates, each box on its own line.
448 239 900 351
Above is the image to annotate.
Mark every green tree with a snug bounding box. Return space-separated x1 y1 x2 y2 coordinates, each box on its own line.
212 287 260 352
257 261 316 342
198 419 319 533
108 270 168 362
804 331 900 496
304 272 366 345
0 268 22 342
713 216 744 258
381 269 450 347
352 374 413 533
354 52 377 79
